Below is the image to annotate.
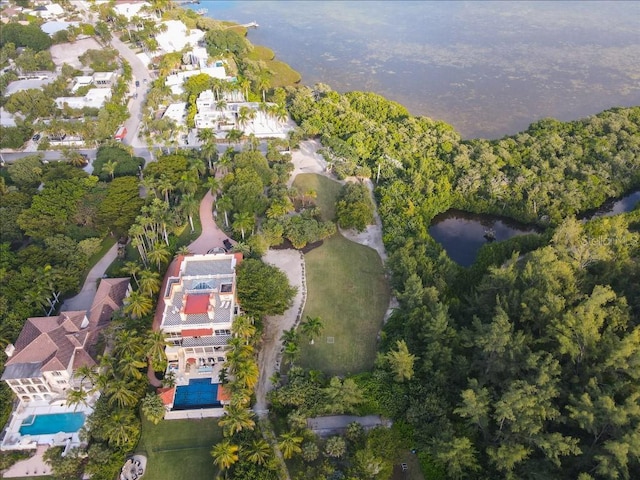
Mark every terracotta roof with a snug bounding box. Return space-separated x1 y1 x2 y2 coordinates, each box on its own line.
157 387 175 406
217 384 231 402
183 294 210 314
181 328 213 337
2 279 130 381
7 311 87 369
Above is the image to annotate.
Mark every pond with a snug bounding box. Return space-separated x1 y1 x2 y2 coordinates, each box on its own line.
430 190 640 267
428 210 539 267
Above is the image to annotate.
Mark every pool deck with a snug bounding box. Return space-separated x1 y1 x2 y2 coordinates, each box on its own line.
2 444 54 478
1 399 95 452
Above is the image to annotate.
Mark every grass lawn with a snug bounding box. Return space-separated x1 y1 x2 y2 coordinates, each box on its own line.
292 173 389 375
136 418 223 480
300 234 389 375
293 173 343 222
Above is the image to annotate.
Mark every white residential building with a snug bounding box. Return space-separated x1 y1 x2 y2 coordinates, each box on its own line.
164 65 229 96
155 20 205 53
112 1 153 21
55 87 112 109
163 102 187 126
153 253 241 416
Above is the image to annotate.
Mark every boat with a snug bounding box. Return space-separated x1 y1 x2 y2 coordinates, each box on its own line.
483 228 496 242
196 8 207 15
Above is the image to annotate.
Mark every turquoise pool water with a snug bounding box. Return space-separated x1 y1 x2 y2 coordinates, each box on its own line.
19 412 86 435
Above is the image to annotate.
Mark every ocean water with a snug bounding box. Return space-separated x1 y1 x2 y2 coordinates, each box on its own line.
197 1 640 139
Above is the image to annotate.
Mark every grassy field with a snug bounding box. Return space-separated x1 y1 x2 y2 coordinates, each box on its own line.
300 234 389 375
293 173 343 222
136 418 223 480
293 174 389 375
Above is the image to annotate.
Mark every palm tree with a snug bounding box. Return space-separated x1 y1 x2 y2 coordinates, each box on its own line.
106 380 139 408
234 360 259 390
231 315 256 343
66 388 89 411
102 159 118 180
211 440 239 476
232 212 254 240
385 339 417 382
218 405 255 436
201 142 219 172
280 328 297 344
301 315 323 345
122 262 142 288
179 194 199 233
139 270 161 296
156 175 174 204
123 290 154 319
147 241 171 271
189 157 207 179
105 410 138 447
226 128 243 146
176 245 192 256
206 176 220 196
245 439 270 466
145 330 169 371
237 106 256 130
177 171 199 196
278 431 303 459
245 133 260 152
282 341 300 367
197 128 215 146
117 353 146 380
216 196 233 227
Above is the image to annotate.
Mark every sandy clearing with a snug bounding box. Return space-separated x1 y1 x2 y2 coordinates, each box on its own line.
254 249 305 414
50 37 103 70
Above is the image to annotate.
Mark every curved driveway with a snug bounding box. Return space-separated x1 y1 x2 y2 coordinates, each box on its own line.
187 191 234 254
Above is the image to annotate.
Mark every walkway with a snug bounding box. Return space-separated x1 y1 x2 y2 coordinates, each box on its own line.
2 445 53 478
307 415 390 437
254 250 306 414
187 191 234 254
61 243 118 312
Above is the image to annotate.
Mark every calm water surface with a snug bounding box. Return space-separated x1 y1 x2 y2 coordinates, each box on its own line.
198 1 640 138
430 190 640 266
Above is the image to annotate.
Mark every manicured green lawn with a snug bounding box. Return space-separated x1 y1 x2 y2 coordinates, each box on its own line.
292 173 389 375
136 418 223 480
293 173 343 222
300 234 389 375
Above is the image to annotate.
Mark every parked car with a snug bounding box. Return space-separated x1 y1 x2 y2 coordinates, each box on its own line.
135 80 140 87
32 133 41 142
223 239 233 251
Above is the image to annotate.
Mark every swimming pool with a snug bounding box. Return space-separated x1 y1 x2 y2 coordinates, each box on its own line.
19 412 86 436
173 379 221 410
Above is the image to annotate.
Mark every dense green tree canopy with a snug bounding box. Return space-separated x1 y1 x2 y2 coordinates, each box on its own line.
0 23 51 52
236 259 297 317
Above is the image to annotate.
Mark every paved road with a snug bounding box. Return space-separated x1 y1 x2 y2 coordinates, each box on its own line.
61 243 119 312
109 35 152 147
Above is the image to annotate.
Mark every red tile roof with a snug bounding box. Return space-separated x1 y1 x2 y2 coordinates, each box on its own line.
157 387 175 406
183 294 210 314
181 328 213 337
4 279 130 377
217 384 231 403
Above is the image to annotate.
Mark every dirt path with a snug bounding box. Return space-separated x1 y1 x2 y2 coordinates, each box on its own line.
339 178 387 262
254 250 305 415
